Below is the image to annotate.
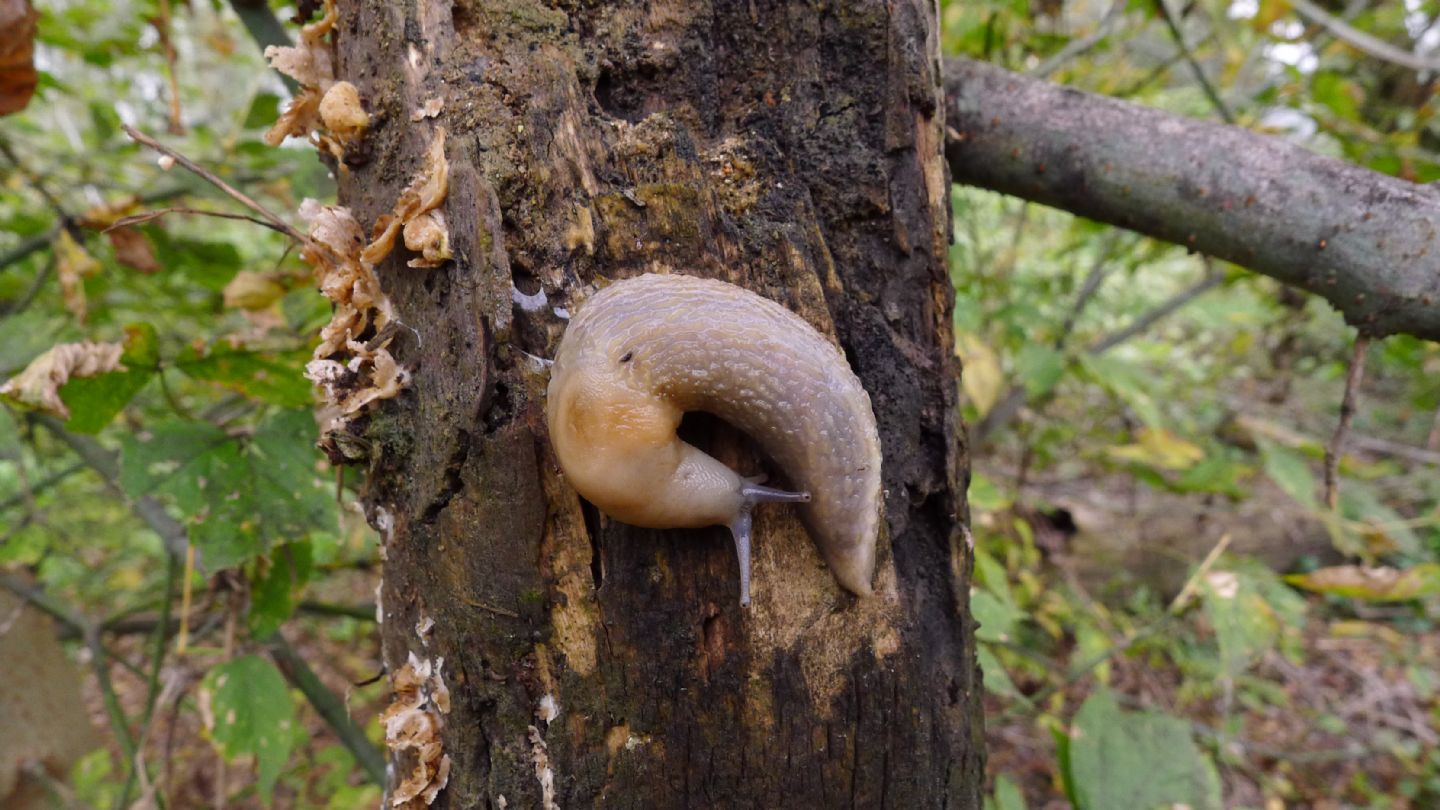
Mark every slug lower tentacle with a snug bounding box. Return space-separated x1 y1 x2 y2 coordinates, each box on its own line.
545 273 883 605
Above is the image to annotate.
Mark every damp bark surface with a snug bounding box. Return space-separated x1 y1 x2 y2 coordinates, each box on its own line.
331 1 980 806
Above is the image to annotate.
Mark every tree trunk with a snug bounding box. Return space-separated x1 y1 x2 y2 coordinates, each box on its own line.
335 1 980 806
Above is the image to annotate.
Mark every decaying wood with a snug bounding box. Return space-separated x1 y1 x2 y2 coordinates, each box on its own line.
333 1 980 805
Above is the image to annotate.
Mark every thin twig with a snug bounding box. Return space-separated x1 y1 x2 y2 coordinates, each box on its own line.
1288 0 1440 73
266 632 387 785
33 415 190 558
155 0 185 135
0 230 52 275
1087 265 1225 354
155 366 197 421
1324 335 1371 511
121 124 306 243
1150 0 1235 124
1167 532 1235 615
0 460 84 513
177 544 196 655
108 207 290 235
0 140 70 223
974 261 1223 443
1056 231 1122 348
117 552 178 810
0 253 56 317
1031 0 1130 78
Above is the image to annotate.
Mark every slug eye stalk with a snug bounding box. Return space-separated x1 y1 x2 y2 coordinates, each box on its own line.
731 482 812 607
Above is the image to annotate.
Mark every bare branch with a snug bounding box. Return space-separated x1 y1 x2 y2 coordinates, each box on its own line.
1288 0 1440 74
945 58 1440 341
121 124 306 243
108 206 287 235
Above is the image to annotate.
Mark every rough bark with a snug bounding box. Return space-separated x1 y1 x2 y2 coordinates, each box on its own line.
945 57 1440 342
334 1 980 807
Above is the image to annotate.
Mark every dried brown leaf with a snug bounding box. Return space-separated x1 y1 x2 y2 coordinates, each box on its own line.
106 227 161 274
76 195 141 229
361 128 449 267
263 43 331 89
263 88 322 147
0 0 38 116
0 342 125 418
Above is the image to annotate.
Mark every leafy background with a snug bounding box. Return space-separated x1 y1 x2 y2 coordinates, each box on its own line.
0 0 1437 808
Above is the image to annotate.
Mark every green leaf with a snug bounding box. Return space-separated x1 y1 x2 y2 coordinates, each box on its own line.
978 643 1023 699
1077 353 1163 428
59 323 158 433
148 231 244 292
249 542 314 638
1173 450 1248 498
1065 690 1222 810
984 775 1028 810
968 472 1011 511
244 93 282 129
1338 482 1421 556
205 655 297 802
175 343 313 408
1257 439 1317 511
1202 563 1306 677
1014 344 1065 399
120 410 334 569
972 547 1015 607
972 588 1019 643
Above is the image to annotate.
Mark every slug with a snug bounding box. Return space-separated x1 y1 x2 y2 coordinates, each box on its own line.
546 273 882 606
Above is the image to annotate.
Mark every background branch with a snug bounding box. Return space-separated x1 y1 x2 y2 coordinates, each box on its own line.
945 57 1440 342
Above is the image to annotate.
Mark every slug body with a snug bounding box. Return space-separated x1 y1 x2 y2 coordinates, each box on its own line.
546 273 882 605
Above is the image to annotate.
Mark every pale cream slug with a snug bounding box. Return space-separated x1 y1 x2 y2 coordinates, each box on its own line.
545 273 882 605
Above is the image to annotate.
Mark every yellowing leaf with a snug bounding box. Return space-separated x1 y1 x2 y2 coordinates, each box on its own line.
1286 564 1440 603
223 270 287 310
1106 427 1205 471
956 332 1002 417
76 195 141 229
0 342 125 418
55 229 102 320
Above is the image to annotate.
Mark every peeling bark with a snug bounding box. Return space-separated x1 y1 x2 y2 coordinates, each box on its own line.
332 0 980 807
